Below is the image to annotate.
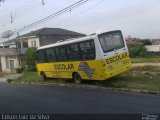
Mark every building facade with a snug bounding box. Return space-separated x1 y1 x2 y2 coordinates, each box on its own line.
0 28 85 73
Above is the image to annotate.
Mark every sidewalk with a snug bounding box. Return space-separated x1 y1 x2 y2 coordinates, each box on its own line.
0 74 22 83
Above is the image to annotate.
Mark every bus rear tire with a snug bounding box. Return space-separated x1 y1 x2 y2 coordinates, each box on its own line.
41 72 47 81
73 73 82 84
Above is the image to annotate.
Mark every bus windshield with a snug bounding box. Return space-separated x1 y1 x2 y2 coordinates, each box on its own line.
98 31 125 53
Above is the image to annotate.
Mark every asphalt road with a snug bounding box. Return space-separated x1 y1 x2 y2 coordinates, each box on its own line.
0 83 160 114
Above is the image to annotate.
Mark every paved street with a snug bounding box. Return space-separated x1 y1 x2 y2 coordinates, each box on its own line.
0 83 160 113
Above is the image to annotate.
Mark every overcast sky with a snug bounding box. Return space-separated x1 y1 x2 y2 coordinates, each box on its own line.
0 0 160 42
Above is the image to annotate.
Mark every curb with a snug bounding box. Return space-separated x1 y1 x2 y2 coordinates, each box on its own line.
9 81 160 96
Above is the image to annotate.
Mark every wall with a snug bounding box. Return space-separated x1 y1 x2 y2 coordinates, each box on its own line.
0 55 20 73
145 45 160 52
28 37 40 48
0 48 17 56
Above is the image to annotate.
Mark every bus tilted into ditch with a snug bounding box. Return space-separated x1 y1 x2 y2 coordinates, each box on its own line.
36 30 132 83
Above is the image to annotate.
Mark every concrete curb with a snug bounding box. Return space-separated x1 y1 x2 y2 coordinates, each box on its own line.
9 81 160 96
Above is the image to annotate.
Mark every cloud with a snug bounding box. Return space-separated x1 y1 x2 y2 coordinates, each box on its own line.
1 0 160 39
62 2 160 38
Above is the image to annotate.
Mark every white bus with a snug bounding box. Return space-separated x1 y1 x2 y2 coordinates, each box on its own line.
36 30 132 83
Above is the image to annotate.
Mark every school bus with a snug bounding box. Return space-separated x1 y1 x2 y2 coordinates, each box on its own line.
36 30 132 83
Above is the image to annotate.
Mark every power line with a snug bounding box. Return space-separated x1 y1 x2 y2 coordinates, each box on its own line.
56 0 105 27
0 0 43 29
17 0 75 27
12 0 40 14
11 0 43 23
15 0 92 33
1 0 74 28
12 0 76 34
15 0 42 17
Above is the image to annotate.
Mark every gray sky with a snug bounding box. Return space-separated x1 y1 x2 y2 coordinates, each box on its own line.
0 0 160 42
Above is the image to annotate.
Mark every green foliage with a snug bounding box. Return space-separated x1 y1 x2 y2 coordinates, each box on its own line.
25 47 37 71
131 56 160 63
128 44 147 58
12 72 43 83
12 66 160 94
139 39 152 45
102 66 160 92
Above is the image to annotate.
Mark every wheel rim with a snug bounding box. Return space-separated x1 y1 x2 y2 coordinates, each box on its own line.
74 73 81 83
41 73 46 80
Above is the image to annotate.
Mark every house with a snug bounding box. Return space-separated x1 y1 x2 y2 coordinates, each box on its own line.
145 45 160 56
0 28 86 73
125 37 142 45
151 39 160 45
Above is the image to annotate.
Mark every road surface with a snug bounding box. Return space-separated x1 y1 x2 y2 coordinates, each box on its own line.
0 83 160 113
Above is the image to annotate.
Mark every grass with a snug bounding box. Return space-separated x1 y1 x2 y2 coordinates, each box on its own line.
11 72 43 83
11 65 160 94
131 56 160 63
11 71 73 84
94 66 160 93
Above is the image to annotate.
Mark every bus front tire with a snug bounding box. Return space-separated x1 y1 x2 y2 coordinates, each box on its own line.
73 73 82 84
41 72 47 81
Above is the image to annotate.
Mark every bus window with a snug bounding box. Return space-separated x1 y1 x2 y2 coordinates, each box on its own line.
79 40 95 60
98 32 125 53
55 46 68 62
37 50 47 63
66 43 81 61
46 48 56 62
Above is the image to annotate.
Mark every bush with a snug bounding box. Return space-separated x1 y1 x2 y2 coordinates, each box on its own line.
128 44 147 58
25 47 37 72
139 39 152 45
13 72 43 83
15 67 23 73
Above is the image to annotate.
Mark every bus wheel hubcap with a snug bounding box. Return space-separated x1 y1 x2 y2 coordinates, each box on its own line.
74 73 81 83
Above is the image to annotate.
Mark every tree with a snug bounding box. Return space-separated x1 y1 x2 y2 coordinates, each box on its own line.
128 44 147 58
25 47 37 71
139 39 152 45
1 30 13 39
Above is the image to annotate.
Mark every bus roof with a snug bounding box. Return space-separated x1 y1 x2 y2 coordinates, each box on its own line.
37 30 121 50
37 34 97 50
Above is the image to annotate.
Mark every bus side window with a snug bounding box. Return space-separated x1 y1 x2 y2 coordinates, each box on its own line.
66 43 80 61
46 48 55 62
37 50 47 63
55 46 68 62
52 48 57 62
79 40 95 60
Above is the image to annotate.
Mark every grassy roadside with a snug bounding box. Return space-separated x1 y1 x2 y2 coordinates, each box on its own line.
10 65 160 94
95 66 160 93
9 72 43 83
131 57 160 63
9 72 71 84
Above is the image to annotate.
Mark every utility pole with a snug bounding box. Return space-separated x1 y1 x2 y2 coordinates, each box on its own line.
10 12 13 24
16 32 21 66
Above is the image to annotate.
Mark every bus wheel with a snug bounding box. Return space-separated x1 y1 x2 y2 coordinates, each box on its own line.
73 73 82 84
41 72 47 81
